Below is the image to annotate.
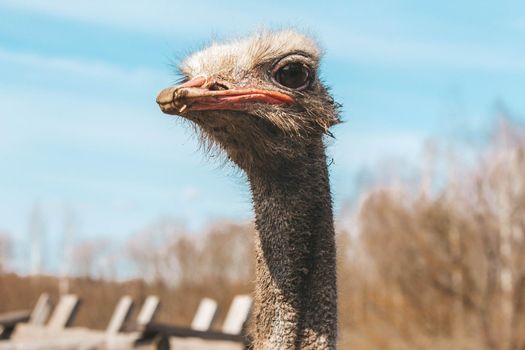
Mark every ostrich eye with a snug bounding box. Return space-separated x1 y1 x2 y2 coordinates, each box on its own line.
274 62 310 90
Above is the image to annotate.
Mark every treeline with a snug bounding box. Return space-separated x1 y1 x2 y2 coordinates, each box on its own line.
340 119 525 350
0 223 255 332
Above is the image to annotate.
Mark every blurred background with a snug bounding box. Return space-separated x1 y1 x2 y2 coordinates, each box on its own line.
1 0 525 349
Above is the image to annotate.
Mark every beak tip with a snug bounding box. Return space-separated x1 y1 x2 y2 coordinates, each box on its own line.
156 87 180 114
156 87 175 104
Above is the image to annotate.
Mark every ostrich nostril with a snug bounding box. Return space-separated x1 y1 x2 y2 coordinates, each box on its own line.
207 82 230 91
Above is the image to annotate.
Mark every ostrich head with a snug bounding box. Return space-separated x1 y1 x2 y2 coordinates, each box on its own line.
157 30 340 173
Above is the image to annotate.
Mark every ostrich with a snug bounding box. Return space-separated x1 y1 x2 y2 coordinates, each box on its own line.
156 30 340 349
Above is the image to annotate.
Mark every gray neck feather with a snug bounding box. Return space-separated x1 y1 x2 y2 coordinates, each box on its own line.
247 138 338 350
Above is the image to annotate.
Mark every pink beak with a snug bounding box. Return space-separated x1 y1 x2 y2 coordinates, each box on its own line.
156 76 294 115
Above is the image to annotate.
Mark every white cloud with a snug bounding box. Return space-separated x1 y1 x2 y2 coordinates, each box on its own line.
0 47 165 86
333 129 428 168
515 19 525 31
321 27 525 72
0 82 191 164
0 46 182 162
1 0 167 31
181 186 200 201
3 0 525 73
0 0 253 37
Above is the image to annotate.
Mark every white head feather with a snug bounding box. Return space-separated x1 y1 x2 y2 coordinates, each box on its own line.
180 30 321 80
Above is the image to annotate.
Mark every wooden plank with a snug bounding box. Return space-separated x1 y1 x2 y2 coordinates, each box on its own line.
221 295 252 335
169 338 244 350
137 296 159 326
0 311 31 327
29 293 52 326
106 295 133 334
142 323 246 343
134 295 252 348
0 310 30 340
47 294 80 330
191 298 218 331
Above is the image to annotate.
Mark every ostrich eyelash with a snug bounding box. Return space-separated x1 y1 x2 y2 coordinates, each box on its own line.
175 74 190 85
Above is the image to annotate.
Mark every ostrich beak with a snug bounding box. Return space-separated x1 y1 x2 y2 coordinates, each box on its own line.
156 76 294 115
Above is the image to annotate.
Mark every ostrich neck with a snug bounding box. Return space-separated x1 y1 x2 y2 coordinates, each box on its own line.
247 139 337 350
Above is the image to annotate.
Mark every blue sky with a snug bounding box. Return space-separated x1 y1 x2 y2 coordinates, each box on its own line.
1 1 524 273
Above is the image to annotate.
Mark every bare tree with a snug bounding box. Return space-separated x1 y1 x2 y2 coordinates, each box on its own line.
28 204 47 275
0 231 12 273
60 205 78 293
126 218 185 284
356 117 525 350
70 239 109 278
